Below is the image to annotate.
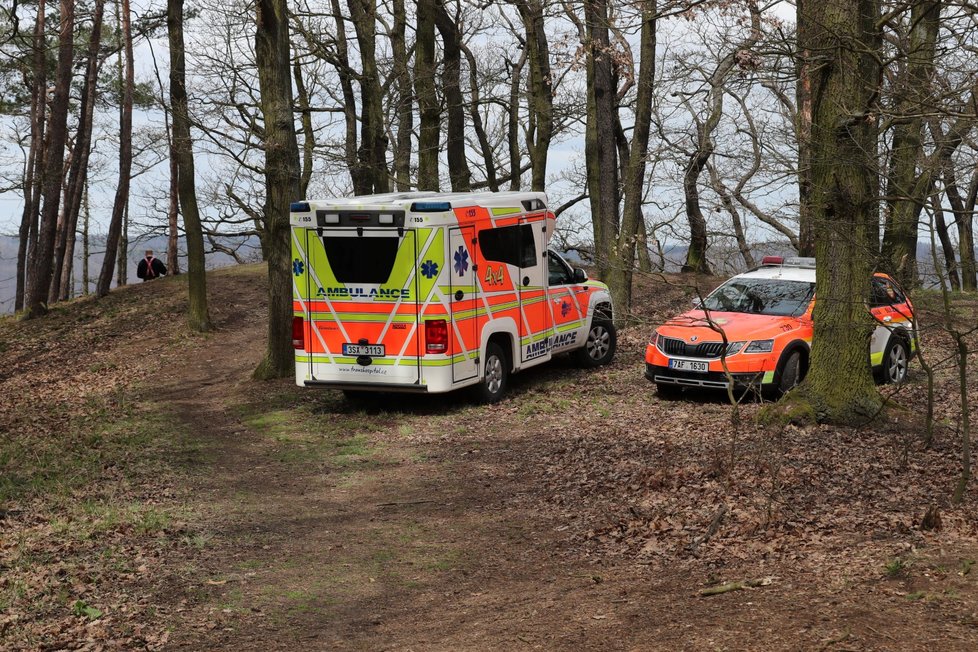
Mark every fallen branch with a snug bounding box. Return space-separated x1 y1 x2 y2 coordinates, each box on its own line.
699 577 773 596
375 500 436 507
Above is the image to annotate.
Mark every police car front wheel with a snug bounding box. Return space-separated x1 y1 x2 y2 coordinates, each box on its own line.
881 338 910 384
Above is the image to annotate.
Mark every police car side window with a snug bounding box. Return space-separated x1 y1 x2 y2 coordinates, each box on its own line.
871 278 905 307
479 224 538 268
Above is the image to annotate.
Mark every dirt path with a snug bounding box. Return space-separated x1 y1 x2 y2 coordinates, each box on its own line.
138 268 978 651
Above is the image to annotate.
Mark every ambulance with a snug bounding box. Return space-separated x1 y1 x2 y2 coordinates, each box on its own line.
644 257 916 396
290 191 616 402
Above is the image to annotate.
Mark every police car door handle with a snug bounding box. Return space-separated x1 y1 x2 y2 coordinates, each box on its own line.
883 316 892 322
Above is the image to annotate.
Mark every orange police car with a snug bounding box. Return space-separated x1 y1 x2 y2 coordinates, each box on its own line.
644 257 916 397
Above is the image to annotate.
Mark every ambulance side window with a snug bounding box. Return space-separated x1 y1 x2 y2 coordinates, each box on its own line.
479 224 538 268
548 251 572 285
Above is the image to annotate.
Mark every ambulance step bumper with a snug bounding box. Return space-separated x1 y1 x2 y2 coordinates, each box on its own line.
303 380 429 393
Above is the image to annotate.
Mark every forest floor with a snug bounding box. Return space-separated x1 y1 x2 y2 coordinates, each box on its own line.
2 263 978 651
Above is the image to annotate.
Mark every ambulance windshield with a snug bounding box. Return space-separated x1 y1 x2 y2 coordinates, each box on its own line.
322 235 399 284
703 278 815 317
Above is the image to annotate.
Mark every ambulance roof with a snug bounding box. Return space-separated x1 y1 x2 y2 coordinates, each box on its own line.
305 191 548 211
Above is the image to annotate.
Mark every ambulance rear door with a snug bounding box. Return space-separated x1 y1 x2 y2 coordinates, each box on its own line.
300 209 421 386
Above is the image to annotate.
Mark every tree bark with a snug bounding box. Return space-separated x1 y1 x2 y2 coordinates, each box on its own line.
415 0 440 191
506 50 526 191
605 0 656 320
390 0 413 191
168 0 212 331
96 0 133 299
15 0 47 312
930 193 960 291
53 0 103 302
327 0 362 194
293 61 314 198
434 0 471 192
24 0 74 319
254 0 301 379
584 0 619 281
880 0 941 288
513 0 553 192
349 0 389 193
944 165 977 291
795 7 815 257
793 0 883 424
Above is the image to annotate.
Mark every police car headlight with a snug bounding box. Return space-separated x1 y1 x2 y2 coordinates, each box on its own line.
745 339 774 353
726 341 745 355
649 330 659 346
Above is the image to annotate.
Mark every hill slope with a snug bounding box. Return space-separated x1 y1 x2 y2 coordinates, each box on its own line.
2 264 977 650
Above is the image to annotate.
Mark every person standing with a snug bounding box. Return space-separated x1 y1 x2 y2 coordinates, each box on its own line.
137 249 167 281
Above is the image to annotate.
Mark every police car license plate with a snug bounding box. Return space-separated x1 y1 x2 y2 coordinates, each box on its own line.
669 359 708 373
343 344 385 357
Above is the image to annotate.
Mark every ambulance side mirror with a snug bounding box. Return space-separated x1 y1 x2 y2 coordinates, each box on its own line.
573 267 587 283
691 297 703 308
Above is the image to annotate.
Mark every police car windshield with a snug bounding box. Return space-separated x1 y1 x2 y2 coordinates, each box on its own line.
703 278 815 317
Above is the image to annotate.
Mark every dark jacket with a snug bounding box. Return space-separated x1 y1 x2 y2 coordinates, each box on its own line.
137 256 167 281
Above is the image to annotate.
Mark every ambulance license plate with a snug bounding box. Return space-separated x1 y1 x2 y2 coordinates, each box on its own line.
343 344 385 357
669 359 708 373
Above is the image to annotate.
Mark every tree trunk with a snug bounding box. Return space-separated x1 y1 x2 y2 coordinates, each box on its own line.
254 0 301 379
584 0 619 280
794 0 883 424
880 0 941 288
349 0 389 193
514 0 553 192
415 0 440 191
24 0 74 319
293 61 314 198
506 51 526 191
167 141 181 276
327 0 362 194
944 165 977 291
168 0 212 331
795 8 815 257
930 193 960 291
16 0 48 312
82 182 90 294
391 0 413 191
52 0 103 303
605 0 656 320
682 140 713 275
434 0 471 192
96 0 133 299
462 42 498 191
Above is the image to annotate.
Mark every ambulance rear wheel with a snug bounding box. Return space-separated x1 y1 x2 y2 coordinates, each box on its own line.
474 342 508 403
573 319 617 368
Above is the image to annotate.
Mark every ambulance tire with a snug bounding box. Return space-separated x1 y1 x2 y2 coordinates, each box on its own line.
573 319 617 368
473 342 509 404
878 337 910 385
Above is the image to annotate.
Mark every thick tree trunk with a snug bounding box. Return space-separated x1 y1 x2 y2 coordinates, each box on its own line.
415 0 439 191
254 0 301 379
584 0 619 280
795 10 815 257
24 0 74 319
96 0 133 299
880 0 941 288
349 0 389 193
54 0 103 302
605 0 656 320
514 0 553 192
167 142 181 276
793 0 883 424
506 51 526 191
435 1 471 192
682 142 712 275
391 0 413 192
168 0 212 331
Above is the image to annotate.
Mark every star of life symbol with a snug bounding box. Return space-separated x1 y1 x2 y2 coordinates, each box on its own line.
292 259 304 276
453 246 469 276
420 260 439 279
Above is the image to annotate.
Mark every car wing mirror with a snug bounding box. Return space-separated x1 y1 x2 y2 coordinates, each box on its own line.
691 297 703 308
573 267 588 283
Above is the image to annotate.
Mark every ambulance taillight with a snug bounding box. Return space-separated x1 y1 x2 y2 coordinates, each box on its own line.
292 316 305 350
425 319 448 354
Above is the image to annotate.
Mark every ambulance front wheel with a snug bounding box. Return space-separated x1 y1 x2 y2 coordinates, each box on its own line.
473 342 509 403
573 319 617 368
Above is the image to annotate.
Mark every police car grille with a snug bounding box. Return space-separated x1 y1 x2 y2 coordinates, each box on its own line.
660 337 725 358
